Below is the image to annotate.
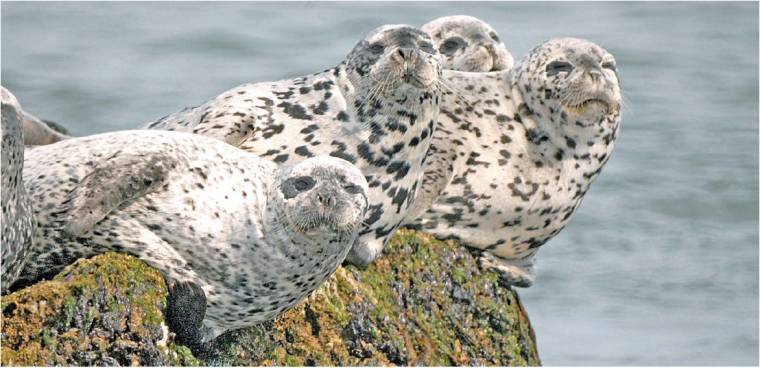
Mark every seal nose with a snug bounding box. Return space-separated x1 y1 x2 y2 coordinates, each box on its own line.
316 191 337 208
588 69 602 82
579 54 603 83
397 48 415 61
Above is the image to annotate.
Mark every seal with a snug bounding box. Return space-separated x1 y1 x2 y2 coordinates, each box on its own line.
1 86 36 293
13 130 369 344
421 15 514 72
144 24 443 267
22 109 71 146
406 38 621 287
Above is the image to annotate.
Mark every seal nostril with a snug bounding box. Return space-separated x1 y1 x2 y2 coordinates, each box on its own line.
398 49 406 59
590 71 602 82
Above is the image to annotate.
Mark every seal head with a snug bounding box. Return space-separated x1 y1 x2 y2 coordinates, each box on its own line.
271 156 369 242
514 37 621 135
422 15 514 72
344 24 442 103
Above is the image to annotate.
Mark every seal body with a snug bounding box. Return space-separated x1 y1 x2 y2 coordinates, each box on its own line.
16 130 369 341
145 24 442 267
22 109 71 146
406 38 621 287
1 87 36 291
421 15 514 72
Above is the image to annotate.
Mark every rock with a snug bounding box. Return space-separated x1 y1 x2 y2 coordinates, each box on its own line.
1 230 540 366
0 253 199 366
202 229 541 366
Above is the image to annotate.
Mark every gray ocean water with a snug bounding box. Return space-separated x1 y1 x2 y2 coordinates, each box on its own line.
2 2 757 365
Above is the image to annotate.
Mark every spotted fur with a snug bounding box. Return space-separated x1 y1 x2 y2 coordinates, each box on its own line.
144 24 443 267
422 15 514 72
1 87 36 292
406 38 622 287
14 130 368 342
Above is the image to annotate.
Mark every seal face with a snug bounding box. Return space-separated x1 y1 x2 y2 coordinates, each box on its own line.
145 24 442 268
275 156 369 239
515 38 621 127
421 15 514 72
0 86 36 292
13 130 368 342
406 38 621 287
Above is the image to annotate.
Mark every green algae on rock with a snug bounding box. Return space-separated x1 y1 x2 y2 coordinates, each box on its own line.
1 230 540 366
201 229 541 366
0 252 199 366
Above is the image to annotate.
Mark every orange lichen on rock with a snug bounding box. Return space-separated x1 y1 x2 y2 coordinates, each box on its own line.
1 230 540 366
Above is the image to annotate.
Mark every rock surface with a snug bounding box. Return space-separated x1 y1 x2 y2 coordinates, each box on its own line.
1 229 540 366
0 253 198 366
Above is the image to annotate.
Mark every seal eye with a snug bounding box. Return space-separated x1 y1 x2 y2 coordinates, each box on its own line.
292 176 315 191
602 61 617 71
418 41 435 54
343 184 363 195
281 176 316 199
489 32 500 42
546 61 574 76
440 37 465 55
369 43 385 55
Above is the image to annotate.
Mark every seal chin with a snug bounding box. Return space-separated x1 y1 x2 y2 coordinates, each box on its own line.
452 47 493 73
401 72 435 90
288 211 360 238
561 97 620 121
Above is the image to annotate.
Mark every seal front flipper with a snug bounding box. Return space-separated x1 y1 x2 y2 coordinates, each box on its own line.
478 252 536 288
64 150 177 237
166 280 207 352
344 237 385 268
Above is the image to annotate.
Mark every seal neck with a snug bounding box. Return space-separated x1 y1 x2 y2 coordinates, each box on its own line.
511 83 620 163
335 63 440 149
490 83 620 196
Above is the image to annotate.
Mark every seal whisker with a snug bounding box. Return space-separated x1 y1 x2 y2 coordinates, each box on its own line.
405 37 621 288
144 24 442 269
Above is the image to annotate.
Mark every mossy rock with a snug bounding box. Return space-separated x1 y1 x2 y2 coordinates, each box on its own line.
1 230 540 366
0 253 199 366
202 229 540 366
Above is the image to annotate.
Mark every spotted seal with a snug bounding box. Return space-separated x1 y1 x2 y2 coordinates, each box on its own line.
1 87 36 292
406 38 621 287
144 24 442 267
13 130 369 344
22 109 71 146
421 15 514 72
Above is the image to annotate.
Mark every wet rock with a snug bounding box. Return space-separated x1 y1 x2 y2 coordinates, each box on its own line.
0 253 200 366
200 229 541 366
1 230 540 366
